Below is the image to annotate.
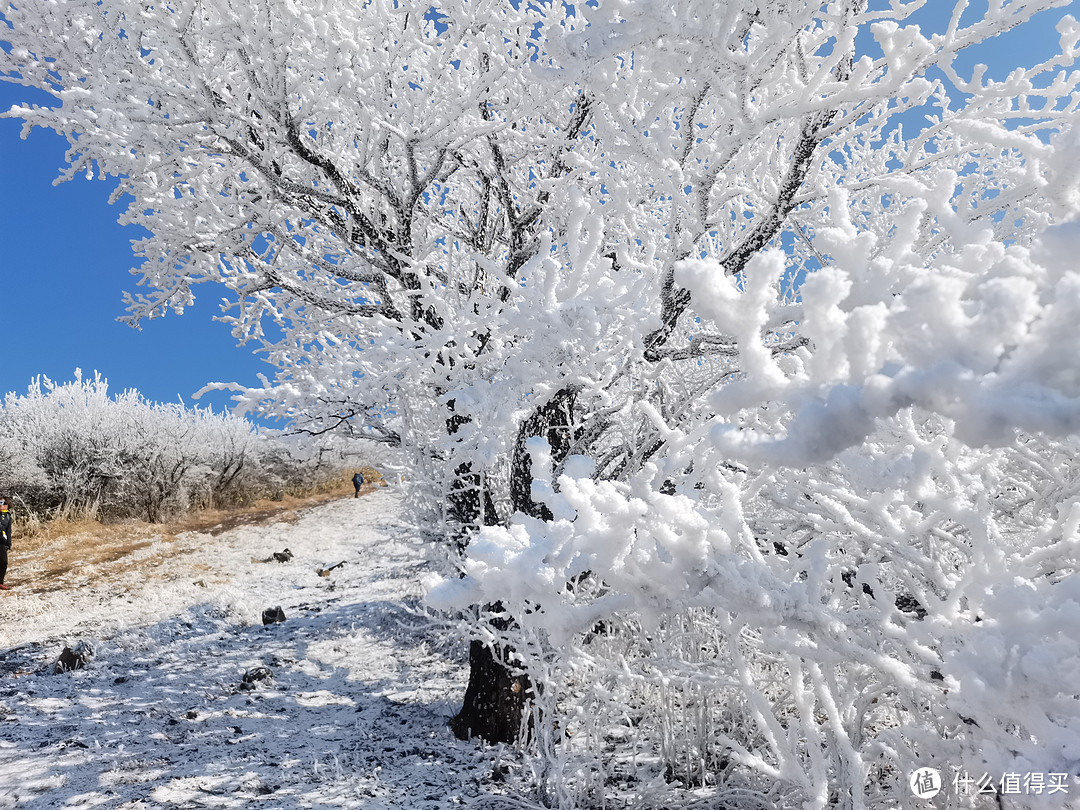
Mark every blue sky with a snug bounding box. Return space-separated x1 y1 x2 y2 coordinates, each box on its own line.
0 2 1073 417
0 81 267 416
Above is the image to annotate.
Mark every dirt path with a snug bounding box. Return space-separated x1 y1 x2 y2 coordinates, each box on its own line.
8 486 383 596
0 489 513 810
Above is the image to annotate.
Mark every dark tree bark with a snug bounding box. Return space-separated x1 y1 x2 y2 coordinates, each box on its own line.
509 388 578 520
450 388 578 743
449 609 531 743
445 404 498 548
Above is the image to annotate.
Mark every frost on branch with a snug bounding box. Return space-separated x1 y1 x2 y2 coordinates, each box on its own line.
678 208 1080 466
433 417 1080 807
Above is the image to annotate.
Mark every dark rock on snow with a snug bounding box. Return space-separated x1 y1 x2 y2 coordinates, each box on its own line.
239 666 274 691
262 606 286 625
53 641 94 674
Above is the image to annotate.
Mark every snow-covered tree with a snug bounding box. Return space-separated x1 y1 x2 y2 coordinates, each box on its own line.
4 0 1080 805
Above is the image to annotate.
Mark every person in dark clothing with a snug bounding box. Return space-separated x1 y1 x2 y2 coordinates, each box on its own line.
352 471 365 498
0 496 12 590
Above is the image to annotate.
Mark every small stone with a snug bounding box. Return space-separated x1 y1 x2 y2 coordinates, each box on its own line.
242 666 273 685
262 606 286 625
239 666 274 692
53 641 94 674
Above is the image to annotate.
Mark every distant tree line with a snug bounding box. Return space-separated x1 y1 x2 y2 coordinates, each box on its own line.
0 372 351 524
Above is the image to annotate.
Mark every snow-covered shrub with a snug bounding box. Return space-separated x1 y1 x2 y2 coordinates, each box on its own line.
0 372 348 522
2 372 136 518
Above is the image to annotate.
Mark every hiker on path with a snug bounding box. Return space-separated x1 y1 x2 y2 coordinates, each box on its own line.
352 471 365 498
0 496 12 590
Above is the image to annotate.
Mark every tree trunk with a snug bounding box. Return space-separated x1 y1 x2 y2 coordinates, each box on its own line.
450 388 578 743
449 610 531 743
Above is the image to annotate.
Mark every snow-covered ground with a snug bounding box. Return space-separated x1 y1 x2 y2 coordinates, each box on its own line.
0 490 519 809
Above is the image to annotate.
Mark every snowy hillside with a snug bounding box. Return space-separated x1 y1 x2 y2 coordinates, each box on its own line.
0 491 515 808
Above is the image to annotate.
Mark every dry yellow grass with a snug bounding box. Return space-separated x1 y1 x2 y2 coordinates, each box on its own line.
5 472 386 596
